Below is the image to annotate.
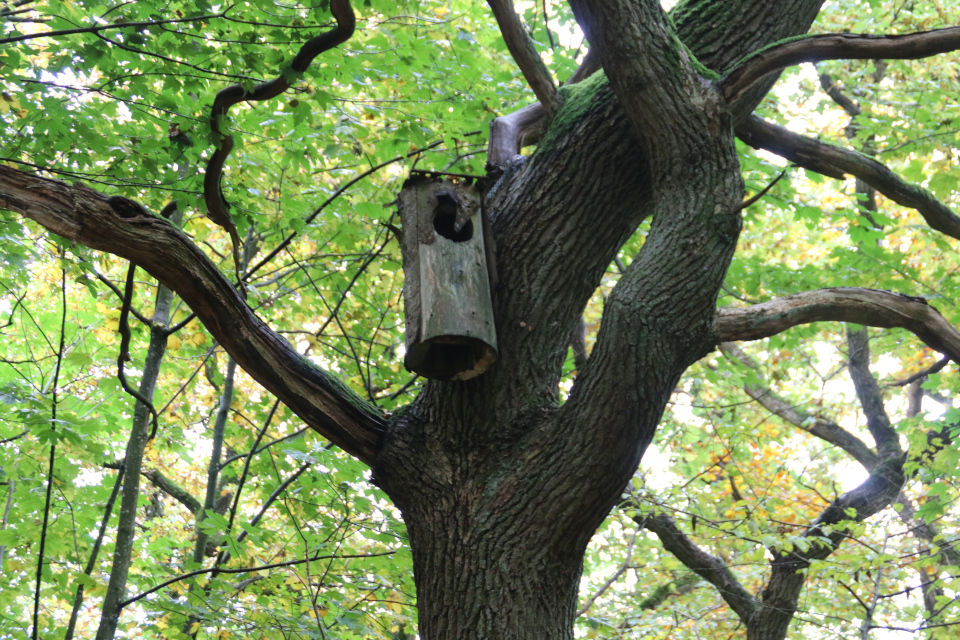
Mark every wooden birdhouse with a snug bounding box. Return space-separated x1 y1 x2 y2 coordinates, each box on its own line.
398 173 498 380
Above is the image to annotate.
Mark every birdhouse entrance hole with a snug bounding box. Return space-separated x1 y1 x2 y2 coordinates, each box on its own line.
433 195 473 242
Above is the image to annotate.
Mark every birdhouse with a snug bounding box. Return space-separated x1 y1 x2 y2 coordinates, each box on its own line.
398 173 498 380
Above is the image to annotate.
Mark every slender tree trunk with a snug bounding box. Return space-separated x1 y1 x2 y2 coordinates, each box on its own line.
0 461 15 569
182 357 236 637
95 255 177 640
64 467 124 640
191 357 236 565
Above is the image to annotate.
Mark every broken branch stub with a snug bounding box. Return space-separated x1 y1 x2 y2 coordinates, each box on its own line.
398 175 498 380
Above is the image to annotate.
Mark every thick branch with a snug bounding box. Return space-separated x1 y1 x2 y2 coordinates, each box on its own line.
736 116 960 241
714 288 960 363
640 513 756 622
725 342 960 576
818 72 861 119
486 0 557 109
723 27 960 104
488 102 545 165
0 166 385 465
568 0 727 155
752 451 904 639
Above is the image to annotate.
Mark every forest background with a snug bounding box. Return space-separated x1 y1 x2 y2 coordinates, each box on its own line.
2 0 960 638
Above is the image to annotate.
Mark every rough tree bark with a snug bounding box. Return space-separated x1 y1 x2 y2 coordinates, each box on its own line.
4 0 960 638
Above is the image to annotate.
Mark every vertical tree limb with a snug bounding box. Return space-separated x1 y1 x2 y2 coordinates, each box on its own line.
203 0 356 284
95 210 182 640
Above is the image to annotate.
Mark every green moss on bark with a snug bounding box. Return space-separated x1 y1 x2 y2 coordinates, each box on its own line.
535 71 612 157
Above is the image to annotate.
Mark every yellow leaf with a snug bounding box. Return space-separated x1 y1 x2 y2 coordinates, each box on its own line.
434 5 449 18
190 332 207 347
167 335 182 350
0 92 20 115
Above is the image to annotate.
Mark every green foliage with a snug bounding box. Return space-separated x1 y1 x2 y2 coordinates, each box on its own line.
1 0 960 639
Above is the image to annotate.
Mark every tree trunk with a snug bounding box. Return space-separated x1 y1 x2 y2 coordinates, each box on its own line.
0 2 836 638
376 393 626 640
404 504 587 638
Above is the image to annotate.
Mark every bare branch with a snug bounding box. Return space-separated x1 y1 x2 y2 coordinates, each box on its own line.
719 342 878 469
0 165 385 465
486 0 557 109
736 116 960 241
714 288 960 363
576 529 637 616
723 27 960 104
885 357 950 388
488 103 545 166
120 550 395 608
735 168 787 212
636 512 756 622
143 469 201 514
0 12 227 46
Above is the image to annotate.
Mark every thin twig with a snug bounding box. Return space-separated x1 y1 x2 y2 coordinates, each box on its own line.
735 169 788 212
32 249 67 640
120 551 396 607
577 529 639 616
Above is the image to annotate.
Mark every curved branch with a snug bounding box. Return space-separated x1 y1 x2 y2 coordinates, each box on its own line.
847 326 902 458
115 263 161 439
736 116 960 241
0 165 385 465
715 288 960 363
203 0 356 273
750 332 906 638
723 27 960 104
486 0 557 109
488 102 545 165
